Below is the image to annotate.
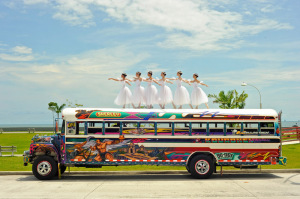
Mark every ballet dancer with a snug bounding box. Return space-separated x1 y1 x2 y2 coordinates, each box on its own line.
131 71 146 108
108 73 132 108
158 72 174 109
169 71 192 109
144 71 160 109
190 73 209 109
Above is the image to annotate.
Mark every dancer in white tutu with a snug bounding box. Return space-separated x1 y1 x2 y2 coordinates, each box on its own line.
108 73 132 108
169 71 192 109
131 71 146 108
158 72 174 109
144 71 160 109
190 73 209 109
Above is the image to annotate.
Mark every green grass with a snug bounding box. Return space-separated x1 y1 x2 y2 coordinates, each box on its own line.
0 133 53 155
0 133 299 171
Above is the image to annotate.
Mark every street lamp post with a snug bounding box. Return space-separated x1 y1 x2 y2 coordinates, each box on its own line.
241 82 262 109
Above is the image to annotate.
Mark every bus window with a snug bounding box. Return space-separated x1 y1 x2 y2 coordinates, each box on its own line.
66 122 76 135
174 122 190 136
209 122 224 135
226 123 241 135
157 122 172 136
243 122 259 135
87 122 103 135
192 123 207 135
122 122 138 135
76 122 85 135
260 122 275 135
139 122 155 135
104 122 120 135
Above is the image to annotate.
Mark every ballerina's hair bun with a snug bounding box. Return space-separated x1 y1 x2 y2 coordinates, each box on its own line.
177 70 183 75
136 71 141 76
122 73 127 77
194 73 199 78
162 72 166 76
148 71 153 75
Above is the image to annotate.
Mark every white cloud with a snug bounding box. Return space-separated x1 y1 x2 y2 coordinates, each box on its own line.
22 0 293 51
0 53 34 61
205 66 300 87
1 46 148 86
0 45 34 61
12 46 32 54
23 0 50 5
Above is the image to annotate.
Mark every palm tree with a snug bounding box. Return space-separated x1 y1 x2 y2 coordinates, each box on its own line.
48 102 66 119
208 90 248 109
233 90 248 109
48 102 66 132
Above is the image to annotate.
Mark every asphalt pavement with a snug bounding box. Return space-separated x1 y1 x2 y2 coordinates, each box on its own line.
0 172 299 199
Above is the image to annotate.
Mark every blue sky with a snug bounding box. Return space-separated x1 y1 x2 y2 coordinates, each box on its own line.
0 0 299 124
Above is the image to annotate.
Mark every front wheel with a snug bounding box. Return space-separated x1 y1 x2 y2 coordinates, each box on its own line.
189 155 214 179
32 156 57 180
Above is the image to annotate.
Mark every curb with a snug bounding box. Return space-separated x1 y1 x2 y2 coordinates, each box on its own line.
1 169 300 175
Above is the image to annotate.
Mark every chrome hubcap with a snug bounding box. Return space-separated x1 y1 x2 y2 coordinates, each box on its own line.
195 160 209 174
37 161 52 176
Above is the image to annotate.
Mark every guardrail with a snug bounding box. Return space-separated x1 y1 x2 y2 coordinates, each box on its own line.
282 127 300 142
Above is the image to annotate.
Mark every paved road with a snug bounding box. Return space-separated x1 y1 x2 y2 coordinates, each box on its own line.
0 173 299 199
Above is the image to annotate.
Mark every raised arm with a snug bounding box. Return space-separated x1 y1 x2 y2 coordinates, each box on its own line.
182 79 191 85
167 77 177 81
166 80 173 84
108 78 120 81
200 81 208 87
125 80 131 86
126 78 133 82
153 79 161 86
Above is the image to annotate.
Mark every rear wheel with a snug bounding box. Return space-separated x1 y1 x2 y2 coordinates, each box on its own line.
189 155 214 179
32 156 57 180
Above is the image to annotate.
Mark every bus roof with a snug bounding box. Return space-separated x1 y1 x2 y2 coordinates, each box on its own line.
62 108 278 121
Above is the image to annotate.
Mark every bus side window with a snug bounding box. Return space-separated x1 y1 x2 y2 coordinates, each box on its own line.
243 123 259 135
76 122 85 135
226 123 241 136
66 122 76 135
87 122 103 135
209 122 224 135
192 123 207 136
174 122 189 136
104 122 121 135
139 122 155 135
122 122 138 135
260 122 275 135
157 122 172 136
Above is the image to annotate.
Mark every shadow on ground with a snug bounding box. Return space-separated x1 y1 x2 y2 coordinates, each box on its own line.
17 173 282 182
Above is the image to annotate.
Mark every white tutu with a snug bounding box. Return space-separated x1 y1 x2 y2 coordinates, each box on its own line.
173 79 190 105
158 80 173 104
145 80 158 105
114 80 132 105
191 82 208 105
132 80 145 104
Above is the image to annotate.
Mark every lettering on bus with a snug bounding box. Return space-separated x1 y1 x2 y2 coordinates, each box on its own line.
216 152 234 160
95 112 121 118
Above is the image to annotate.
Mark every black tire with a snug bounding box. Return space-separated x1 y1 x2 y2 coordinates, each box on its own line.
189 155 214 179
32 156 58 180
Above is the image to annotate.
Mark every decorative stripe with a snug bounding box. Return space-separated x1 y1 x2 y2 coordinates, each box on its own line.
104 159 186 162
71 159 86 162
218 159 268 162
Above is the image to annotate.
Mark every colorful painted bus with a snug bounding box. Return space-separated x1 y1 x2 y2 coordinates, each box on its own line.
23 108 287 180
